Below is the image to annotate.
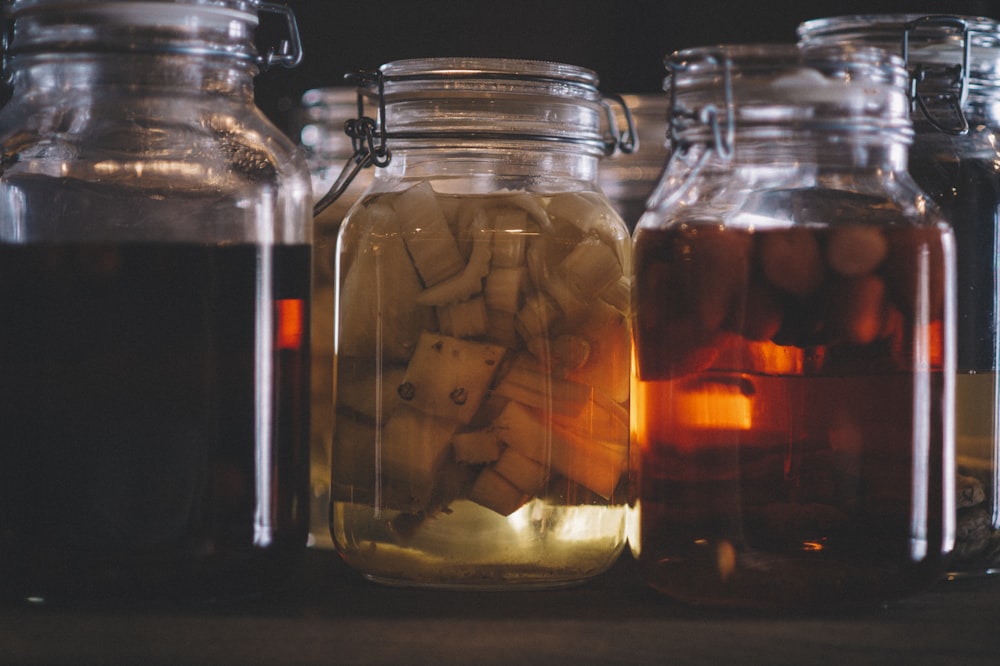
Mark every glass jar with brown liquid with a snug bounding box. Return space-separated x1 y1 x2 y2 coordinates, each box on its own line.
0 0 313 604
800 14 1000 578
632 44 956 608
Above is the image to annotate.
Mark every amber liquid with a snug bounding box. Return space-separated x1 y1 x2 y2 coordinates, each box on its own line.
633 223 953 608
0 242 310 604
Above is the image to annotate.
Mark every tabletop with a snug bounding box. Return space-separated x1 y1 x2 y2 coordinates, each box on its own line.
3 548 1000 665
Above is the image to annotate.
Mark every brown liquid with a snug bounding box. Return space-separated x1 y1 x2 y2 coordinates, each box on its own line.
633 224 953 608
0 242 310 604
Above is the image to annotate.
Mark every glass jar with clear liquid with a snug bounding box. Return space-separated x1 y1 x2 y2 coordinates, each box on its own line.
800 14 1000 577
632 44 956 608
292 86 373 548
0 0 313 603
329 58 634 588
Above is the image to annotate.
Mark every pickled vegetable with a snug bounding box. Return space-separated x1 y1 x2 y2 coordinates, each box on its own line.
333 184 630 579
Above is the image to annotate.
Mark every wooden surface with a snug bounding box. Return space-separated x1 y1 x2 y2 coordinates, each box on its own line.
3 549 1000 665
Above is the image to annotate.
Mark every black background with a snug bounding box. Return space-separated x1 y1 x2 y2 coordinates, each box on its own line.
254 0 999 135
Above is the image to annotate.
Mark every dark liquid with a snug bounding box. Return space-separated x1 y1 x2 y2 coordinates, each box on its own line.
909 148 1000 573
0 242 310 604
633 223 952 608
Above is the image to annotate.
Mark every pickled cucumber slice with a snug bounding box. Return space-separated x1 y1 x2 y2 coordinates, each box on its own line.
337 356 407 424
393 182 466 287
484 266 525 314
437 296 489 338
380 405 459 512
338 202 434 361
397 332 506 424
492 353 592 417
468 468 527 516
493 447 549 495
494 400 625 500
559 232 624 298
416 209 492 306
451 429 503 464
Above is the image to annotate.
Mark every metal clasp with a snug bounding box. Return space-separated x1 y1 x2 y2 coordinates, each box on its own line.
313 70 391 217
903 15 971 136
668 50 734 160
647 50 735 213
257 1 303 69
603 94 639 156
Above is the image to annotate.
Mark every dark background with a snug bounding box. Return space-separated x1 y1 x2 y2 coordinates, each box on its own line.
254 0 999 135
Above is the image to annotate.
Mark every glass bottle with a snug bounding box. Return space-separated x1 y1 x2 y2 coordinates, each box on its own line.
632 44 956 608
799 13 1000 577
292 86 373 549
330 58 632 588
598 93 670 231
0 0 313 604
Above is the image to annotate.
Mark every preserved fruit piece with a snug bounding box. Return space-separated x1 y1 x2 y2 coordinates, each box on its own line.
333 184 630 586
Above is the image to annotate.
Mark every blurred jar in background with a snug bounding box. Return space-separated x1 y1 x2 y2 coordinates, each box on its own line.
292 87 374 548
598 94 670 231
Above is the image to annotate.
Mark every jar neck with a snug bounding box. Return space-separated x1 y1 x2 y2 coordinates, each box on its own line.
676 127 911 170
9 53 257 101
371 141 602 194
3 0 279 99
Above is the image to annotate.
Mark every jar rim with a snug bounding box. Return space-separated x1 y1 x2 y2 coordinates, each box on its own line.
377 57 601 91
665 43 913 146
354 57 617 157
798 14 1000 45
5 0 261 22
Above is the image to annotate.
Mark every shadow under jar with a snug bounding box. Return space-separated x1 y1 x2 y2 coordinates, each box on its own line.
631 44 957 609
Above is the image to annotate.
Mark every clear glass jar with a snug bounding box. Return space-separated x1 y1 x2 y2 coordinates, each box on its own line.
292 86 373 549
0 0 313 603
632 44 956 608
331 58 632 588
799 14 1000 577
598 93 670 231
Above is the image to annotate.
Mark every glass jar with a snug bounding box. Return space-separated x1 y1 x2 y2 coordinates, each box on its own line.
799 14 1000 578
0 0 313 604
330 58 632 588
292 86 373 548
632 44 956 608
598 93 670 231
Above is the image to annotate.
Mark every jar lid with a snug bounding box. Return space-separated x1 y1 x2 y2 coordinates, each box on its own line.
665 43 912 150
798 15 1000 90
3 0 301 69
359 57 622 156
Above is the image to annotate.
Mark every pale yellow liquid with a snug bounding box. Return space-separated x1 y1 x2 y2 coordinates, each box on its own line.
333 499 626 588
953 372 1000 574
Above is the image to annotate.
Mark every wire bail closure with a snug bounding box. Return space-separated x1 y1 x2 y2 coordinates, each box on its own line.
258 2 303 70
313 66 639 218
667 50 735 160
903 15 971 136
648 50 735 213
312 70 390 217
